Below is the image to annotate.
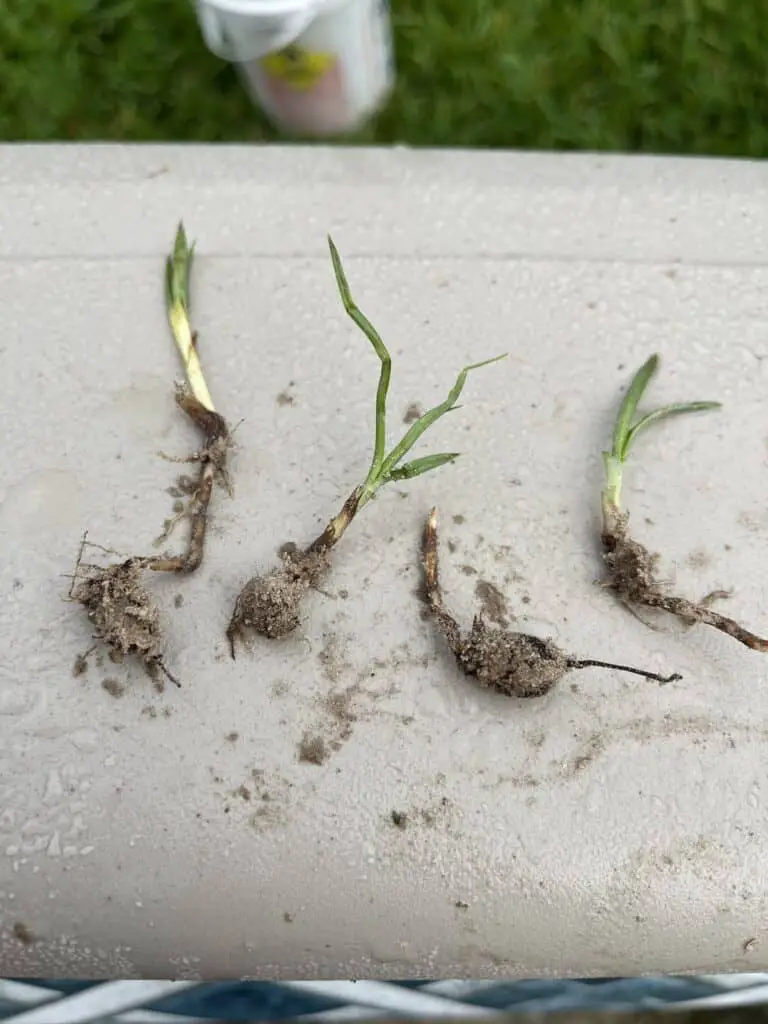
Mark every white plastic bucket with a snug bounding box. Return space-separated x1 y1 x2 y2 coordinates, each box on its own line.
194 0 395 136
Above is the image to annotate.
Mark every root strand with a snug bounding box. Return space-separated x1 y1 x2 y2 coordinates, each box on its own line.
151 389 229 575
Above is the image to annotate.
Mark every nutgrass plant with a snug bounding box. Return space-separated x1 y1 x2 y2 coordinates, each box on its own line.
150 222 231 574
421 507 681 696
226 236 506 655
601 354 768 652
69 222 231 688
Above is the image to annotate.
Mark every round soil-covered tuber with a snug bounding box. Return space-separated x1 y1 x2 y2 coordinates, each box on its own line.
227 547 330 654
456 618 569 698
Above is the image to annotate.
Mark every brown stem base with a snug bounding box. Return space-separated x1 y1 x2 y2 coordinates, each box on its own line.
150 388 229 575
602 509 768 653
421 506 463 653
306 488 361 556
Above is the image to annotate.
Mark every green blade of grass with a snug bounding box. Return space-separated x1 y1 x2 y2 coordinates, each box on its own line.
165 221 215 412
386 452 460 481
167 221 193 315
165 255 174 310
625 401 722 455
612 353 658 462
328 235 392 481
378 353 507 482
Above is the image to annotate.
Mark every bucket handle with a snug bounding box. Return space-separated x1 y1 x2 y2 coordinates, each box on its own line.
196 1 317 62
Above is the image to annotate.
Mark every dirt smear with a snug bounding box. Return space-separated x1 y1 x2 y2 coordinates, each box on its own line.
72 654 88 677
318 632 354 684
602 508 768 653
483 711 768 790
101 678 126 699
13 922 36 945
567 732 607 777
297 732 329 765
297 632 418 763
248 771 291 832
474 579 509 627
422 509 681 698
321 683 360 746
419 796 452 828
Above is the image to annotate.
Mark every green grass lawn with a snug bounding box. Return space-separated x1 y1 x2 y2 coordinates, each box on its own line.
4 0 768 155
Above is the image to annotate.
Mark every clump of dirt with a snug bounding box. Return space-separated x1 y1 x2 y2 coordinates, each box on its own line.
225 731 239 743
72 654 89 677
456 623 570 697
13 922 35 945
422 508 681 698
102 678 126 699
69 538 180 688
391 810 408 829
298 732 329 765
227 546 330 654
602 508 768 652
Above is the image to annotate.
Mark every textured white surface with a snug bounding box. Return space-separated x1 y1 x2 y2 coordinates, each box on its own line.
1 144 768 980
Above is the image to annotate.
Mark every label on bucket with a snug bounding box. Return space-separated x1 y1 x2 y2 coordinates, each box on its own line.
227 0 394 136
261 44 336 90
258 46 347 133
